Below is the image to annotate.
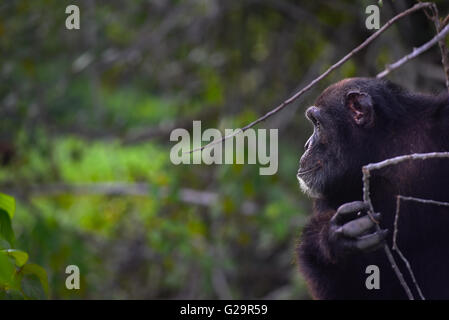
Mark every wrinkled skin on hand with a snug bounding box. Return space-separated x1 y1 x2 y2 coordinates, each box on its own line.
328 201 388 259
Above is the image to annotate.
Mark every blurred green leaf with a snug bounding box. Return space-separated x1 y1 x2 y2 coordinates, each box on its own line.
0 193 15 219
1 249 29 267
21 263 49 296
0 252 15 287
21 275 46 300
0 209 15 247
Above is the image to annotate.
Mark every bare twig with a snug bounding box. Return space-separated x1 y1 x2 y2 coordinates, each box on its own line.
392 194 449 301
393 196 425 300
364 172 414 299
424 5 449 92
6 183 258 213
376 23 449 78
187 2 434 154
442 14 449 28
363 152 449 171
10 183 217 206
396 195 449 207
362 152 449 300
392 194 449 300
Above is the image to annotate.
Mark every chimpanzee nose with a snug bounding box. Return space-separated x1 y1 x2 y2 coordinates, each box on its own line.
304 135 313 151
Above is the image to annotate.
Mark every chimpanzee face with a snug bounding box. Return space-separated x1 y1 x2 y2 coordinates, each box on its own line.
297 78 376 198
297 105 329 198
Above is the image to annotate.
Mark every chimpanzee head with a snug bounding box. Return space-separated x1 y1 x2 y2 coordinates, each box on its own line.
297 77 408 199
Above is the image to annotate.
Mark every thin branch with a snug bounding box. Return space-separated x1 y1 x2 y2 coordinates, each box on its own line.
187 2 434 154
362 168 414 300
392 195 449 300
363 152 449 171
393 196 425 300
10 183 218 206
393 194 449 300
6 183 259 214
376 23 449 78
362 152 449 300
424 4 449 92
435 15 449 92
397 195 449 207
442 14 449 28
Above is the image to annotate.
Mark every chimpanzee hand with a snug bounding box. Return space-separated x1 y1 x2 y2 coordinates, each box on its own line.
328 201 388 259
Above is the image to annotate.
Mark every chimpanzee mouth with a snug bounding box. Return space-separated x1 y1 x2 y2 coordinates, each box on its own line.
297 163 322 176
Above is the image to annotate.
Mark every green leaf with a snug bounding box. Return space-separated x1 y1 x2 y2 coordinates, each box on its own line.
0 193 15 219
21 275 46 300
21 263 49 296
0 251 15 287
1 249 28 267
0 209 14 246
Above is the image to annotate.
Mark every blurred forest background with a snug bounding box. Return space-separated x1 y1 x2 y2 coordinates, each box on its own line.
1 0 449 299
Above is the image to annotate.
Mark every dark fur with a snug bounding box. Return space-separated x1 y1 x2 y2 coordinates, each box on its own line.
297 78 449 299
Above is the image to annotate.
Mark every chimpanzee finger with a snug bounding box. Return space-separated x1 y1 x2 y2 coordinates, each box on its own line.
336 212 381 238
354 229 388 252
332 201 369 224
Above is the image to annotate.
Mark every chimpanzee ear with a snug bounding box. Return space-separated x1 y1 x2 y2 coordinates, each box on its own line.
345 90 375 127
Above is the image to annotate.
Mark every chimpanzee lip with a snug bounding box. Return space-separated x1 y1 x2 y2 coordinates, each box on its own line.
297 163 322 176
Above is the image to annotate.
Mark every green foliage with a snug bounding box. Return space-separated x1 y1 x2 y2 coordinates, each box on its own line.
0 194 49 299
0 210 14 247
2 249 28 267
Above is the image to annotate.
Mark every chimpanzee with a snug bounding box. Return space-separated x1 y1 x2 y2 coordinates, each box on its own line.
296 77 449 300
